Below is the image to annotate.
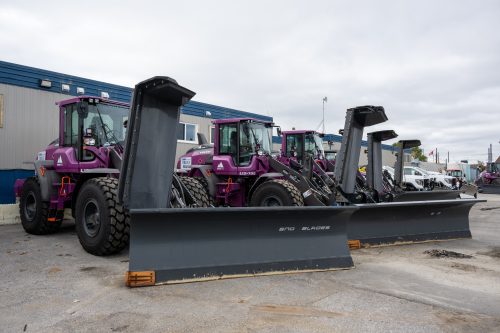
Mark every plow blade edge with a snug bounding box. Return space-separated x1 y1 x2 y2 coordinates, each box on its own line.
126 206 355 286
348 199 484 247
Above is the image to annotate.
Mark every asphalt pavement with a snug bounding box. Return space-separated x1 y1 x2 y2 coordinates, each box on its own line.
1 194 499 332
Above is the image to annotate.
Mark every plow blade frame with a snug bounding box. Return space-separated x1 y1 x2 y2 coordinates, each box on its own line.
335 106 388 195
118 76 196 209
366 130 398 194
347 199 484 246
127 206 356 286
394 139 421 187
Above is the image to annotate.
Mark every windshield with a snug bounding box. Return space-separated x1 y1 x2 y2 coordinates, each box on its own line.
64 102 129 147
84 104 128 146
240 121 272 155
414 167 429 175
305 133 325 158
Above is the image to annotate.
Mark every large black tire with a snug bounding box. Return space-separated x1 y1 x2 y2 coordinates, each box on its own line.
75 177 129 256
250 179 304 207
19 177 61 234
194 177 215 206
180 176 211 207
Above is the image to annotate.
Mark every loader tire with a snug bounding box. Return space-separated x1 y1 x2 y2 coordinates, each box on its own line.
180 176 211 207
19 177 61 234
75 177 129 256
195 177 215 206
250 179 304 207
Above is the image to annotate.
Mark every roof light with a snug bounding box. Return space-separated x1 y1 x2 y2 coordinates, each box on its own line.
76 87 85 95
61 84 70 92
39 79 52 88
100 91 110 99
205 111 212 117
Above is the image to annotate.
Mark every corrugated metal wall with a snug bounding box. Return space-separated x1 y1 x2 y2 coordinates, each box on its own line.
0 83 68 169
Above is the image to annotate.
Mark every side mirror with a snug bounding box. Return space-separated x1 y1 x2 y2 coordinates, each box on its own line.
276 127 282 137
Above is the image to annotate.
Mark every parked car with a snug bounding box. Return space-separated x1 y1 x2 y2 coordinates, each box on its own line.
383 166 431 191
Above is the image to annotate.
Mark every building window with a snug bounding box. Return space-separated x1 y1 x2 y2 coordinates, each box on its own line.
209 126 215 144
177 122 197 142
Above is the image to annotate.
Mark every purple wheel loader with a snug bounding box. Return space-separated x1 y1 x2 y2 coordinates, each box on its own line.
177 118 338 207
15 94 209 256
475 162 500 194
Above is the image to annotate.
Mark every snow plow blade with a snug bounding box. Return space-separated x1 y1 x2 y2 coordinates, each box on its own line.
119 76 355 286
126 206 355 286
347 198 485 247
393 191 459 201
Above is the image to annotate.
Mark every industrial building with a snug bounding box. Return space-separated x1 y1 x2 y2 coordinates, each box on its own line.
0 60 398 203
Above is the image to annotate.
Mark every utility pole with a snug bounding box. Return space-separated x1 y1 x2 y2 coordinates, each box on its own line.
322 97 327 134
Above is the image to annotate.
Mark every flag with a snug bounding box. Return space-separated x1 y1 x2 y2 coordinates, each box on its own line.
428 150 434 156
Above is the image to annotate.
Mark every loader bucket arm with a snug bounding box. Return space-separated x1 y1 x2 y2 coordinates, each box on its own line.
334 106 388 195
366 130 398 194
393 139 421 188
119 76 356 286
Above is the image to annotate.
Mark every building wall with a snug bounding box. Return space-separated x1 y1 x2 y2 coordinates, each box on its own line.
175 113 214 162
0 83 68 170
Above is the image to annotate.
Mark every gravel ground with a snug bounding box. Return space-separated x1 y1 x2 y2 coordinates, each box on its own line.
1 194 499 332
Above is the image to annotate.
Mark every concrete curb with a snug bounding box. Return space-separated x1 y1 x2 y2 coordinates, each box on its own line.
0 204 20 225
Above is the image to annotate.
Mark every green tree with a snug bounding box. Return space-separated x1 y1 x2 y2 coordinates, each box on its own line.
411 146 428 162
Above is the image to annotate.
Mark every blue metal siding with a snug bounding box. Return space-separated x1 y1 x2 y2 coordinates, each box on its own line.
0 169 34 204
0 61 132 103
0 60 273 122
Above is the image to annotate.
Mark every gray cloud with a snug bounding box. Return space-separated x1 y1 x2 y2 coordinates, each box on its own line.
1 0 499 162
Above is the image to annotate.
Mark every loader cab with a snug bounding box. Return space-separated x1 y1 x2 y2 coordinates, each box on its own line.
214 118 273 173
282 131 325 163
58 97 129 162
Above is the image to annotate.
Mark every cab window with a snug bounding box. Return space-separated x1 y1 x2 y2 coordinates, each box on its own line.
286 134 303 161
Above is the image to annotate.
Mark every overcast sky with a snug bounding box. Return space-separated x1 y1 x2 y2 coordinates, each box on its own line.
1 1 499 162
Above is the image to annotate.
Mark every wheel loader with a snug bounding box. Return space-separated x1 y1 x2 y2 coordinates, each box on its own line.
15 95 209 256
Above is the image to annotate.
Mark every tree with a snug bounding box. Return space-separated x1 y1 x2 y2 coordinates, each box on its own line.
477 161 486 172
411 146 428 162
392 143 428 162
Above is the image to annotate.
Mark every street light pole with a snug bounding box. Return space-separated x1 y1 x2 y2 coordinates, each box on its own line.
322 97 328 133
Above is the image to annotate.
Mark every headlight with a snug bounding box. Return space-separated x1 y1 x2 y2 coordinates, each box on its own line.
416 179 424 185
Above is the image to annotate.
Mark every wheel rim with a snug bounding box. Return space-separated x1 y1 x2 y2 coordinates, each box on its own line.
24 191 37 221
83 199 100 237
261 195 283 206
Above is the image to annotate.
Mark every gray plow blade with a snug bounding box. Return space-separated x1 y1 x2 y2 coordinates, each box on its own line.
347 199 485 247
127 206 355 286
394 190 459 201
477 184 500 194
119 76 355 287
